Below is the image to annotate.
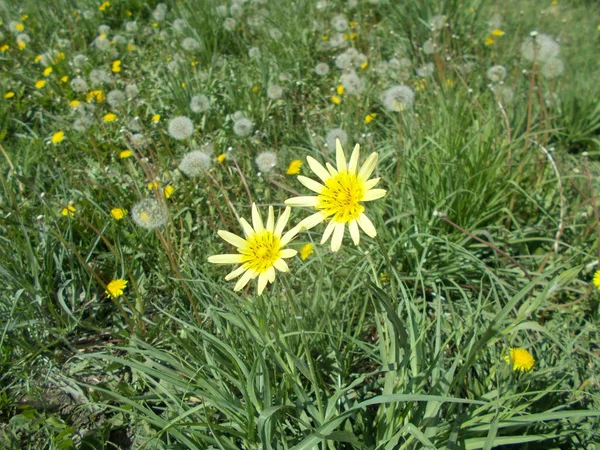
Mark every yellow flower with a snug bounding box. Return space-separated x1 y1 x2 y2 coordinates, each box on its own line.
103 113 117 122
364 113 377 124
110 207 126 220
51 131 65 144
152 22 159 27
360 60 368 69
300 243 313 261
336 84 345 95
86 90 105 103
349 21 357 28
217 153 227 164
69 100 81 108
286 159 303 175
16 23 24 32
21 15 28 21
119 150 133 159
285 140 386 252
191 60 199 67
106 279 127 298
127 44 136 51
491 29 505 37
484 37 494 46
34 55 42 62
321 35 329 41
164 185 174 198
57 52 65 60
593 270 600 290
99 1 110 11
61 204 75 217
111 60 121 73
147 180 159 190
4 91 15 99
446 79 455 87
43 67 53 76
208 204 299 295
151 114 161 123
331 95 341 104
60 76 69 83
0 45 9 52
35 80 46 89
505 348 535 372
17 42 26 50
252 85 260 93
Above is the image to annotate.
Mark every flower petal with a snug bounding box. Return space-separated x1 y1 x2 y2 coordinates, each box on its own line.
336 139 347 172
349 220 360 245
234 268 255 291
225 264 248 281
320 220 337 244
285 196 319 207
325 162 339 177
298 176 325 194
357 213 377 238
239 218 254 237
257 272 269 295
331 222 345 252
208 254 244 264
363 188 387 202
280 248 298 258
280 225 300 246
274 206 291 236
298 212 325 230
364 177 380 190
273 258 289 272
267 266 276 283
266 206 275 233
218 230 247 249
251 203 264 232
358 152 378 181
307 156 332 183
348 143 360 174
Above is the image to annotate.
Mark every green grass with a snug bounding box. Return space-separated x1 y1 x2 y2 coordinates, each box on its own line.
1 0 600 448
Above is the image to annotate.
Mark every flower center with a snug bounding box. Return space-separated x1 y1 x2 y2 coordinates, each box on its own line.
316 171 365 223
241 230 282 273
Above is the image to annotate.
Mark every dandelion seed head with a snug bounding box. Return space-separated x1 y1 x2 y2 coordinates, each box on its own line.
521 32 560 63
248 46 261 59
255 151 278 173
125 83 139 98
168 116 194 140
315 62 330 76
382 85 415 112
190 94 210 113
131 198 168 229
331 14 349 32
339 69 365 95
70 77 89 92
486 64 507 83
541 58 565 79
267 83 283 100
172 18 187 33
107 89 126 108
125 21 138 33
179 150 212 177
89 68 111 85
223 18 237 31
416 62 435 78
429 15 445 32
181 37 201 52
233 117 254 137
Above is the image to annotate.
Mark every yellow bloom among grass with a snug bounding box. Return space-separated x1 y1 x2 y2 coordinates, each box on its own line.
111 60 121 73
491 29 505 37
106 279 127 299
151 114 161 123
300 243 313 261
331 95 341 104
69 100 81 108
110 208 126 220
505 348 535 372
51 131 65 144
103 113 117 122
119 150 133 159
4 91 15 99
61 204 75 216
43 67 53 76
593 269 600 290
0 45 9 52
364 113 377 124
164 185 174 198
484 37 494 46
336 84 344 95
208 204 299 295
147 180 159 190
98 1 110 11
35 80 46 89
217 153 227 164
86 90 105 103
286 159 303 175
285 140 386 252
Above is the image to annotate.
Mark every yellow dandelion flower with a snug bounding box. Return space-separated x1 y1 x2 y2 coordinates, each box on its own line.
349 21 357 28
119 150 133 159
43 67 53 77
60 76 68 83
151 114 161 123
505 348 535 372
300 243 313 261
17 42 26 50
86 90 105 103
111 60 121 73
252 85 260 93
491 29 505 37
34 55 42 62
336 85 345 95
0 45 9 52
191 60 199 67
593 270 600 290
35 80 46 89
69 100 81 108
364 113 377 124
321 35 329 41
127 44 136 51
484 36 494 46
103 113 117 122
152 22 159 27
99 1 110 11
286 159 303 175
164 185 175 198
57 52 65 60
446 79 455 87
208 204 299 295
360 60 368 69
331 95 341 104
4 91 15 99
147 180 159 190
61 204 75 217
110 207 126 220
21 15 28 21
106 279 127 298
217 153 227 164
51 131 65 144
285 140 386 252
15 23 24 32
350 33 358 40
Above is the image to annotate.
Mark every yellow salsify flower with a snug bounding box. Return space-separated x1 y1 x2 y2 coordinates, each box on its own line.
51 131 65 144
592 269 600 290
4 91 15 99
217 153 227 164
151 114 161 123
208 204 299 295
110 207 126 220
491 29 505 37
164 185 174 198
43 67 53 76
61 204 75 216
111 60 121 73
505 348 535 372
35 80 46 89
300 243 313 261
285 140 386 252
336 84 344 95
106 279 127 298
103 112 117 122
331 95 341 104
364 113 377 124
286 159 303 175
119 150 133 159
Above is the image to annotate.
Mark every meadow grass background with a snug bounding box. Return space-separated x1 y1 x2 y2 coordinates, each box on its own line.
1 0 600 448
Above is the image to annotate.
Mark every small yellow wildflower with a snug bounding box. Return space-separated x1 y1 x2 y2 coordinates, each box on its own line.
127 44 136 51
60 76 68 83
35 80 46 89
551 0 558 4
4 91 15 99
43 67 53 76
217 153 227 164
350 33 358 40
331 95 341 104
491 29 505 37
0 45 9 52
119 150 133 159
152 22 159 27
57 52 65 60
15 23 24 32
364 113 377 124
17 42 26 50
111 60 121 73
99 1 110 11
86 90 105 103
164 185 175 199
593 270 600 290
252 85 260 93
34 55 42 62
106 279 127 299
61 204 75 217
69 100 81 108
446 79 455 87
336 84 344 95
349 21 357 28
300 243 313 261
505 348 535 372
181 82 185 88
286 160 303 175
321 35 329 41
191 60 199 67
147 180 159 190
103 113 117 122
51 131 65 144
151 114 161 123
21 15 28 21
484 37 494 46
360 60 368 69
110 207 126 220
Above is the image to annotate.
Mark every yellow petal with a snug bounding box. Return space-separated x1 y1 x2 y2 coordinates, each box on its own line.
320 220 337 244
348 143 360 174
298 176 325 194
266 205 275 233
331 222 345 252
257 272 269 295
239 217 254 237
326 162 339 177
335 139 347 172
298 212 325 230
280 225 300 246
363 189 386 201
358 152 378 181
225 265 248 281
364 177 380 190
307 156 332 183
285 196 319 207
357 213 377 238
274 206 291 237
280 248 298 258
349 220 360 245
267 266 276 283
218 230 247 248
234 269 255 291
208 254 244 264
251 203 264 232
273 258 289 272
